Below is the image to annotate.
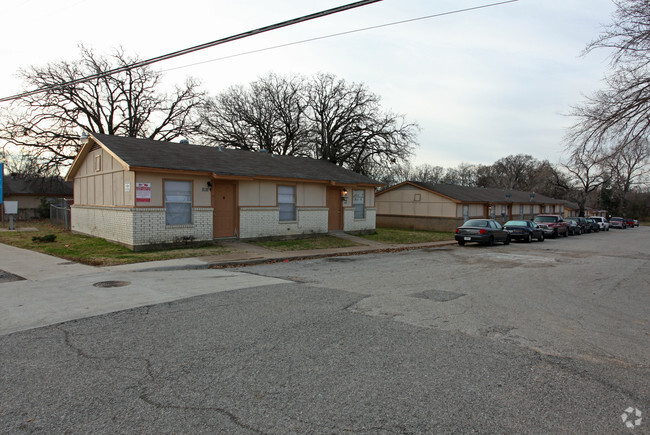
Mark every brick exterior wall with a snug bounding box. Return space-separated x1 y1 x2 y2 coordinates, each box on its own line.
376 214 463 232
239 207 328 239
343 207 376 233
71 205 212 250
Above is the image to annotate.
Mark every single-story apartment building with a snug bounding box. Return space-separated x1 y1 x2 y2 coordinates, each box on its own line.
65 133 381 250
376 181 568 232
2 174 73 220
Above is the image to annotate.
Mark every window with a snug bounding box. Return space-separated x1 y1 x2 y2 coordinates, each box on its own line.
278 185 296 221
353 189 365 219
94 155 102 172
165 180 192 225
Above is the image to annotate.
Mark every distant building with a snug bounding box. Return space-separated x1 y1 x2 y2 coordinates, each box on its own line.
2 174 73 219
376 181 568 232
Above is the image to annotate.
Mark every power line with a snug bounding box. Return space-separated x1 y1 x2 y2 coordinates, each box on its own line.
161 0 520 74
0 0 382 103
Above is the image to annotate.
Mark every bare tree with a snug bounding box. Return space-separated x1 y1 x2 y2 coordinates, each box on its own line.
569 0 650 149
475 154 538 190
199 73 309 155
561 146 610 216
200 72 418 175
306 73 418 174
1 148 60 177
0 46 205 172
605 137 650 214
442 163 478 187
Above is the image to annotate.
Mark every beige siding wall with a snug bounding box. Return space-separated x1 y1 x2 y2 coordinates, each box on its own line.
239 180 327 207
376 185 457 218
74 147 136 206
134 172 212 207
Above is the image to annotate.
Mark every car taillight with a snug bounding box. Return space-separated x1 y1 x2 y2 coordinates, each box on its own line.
455 228 460 233
478 229 486 234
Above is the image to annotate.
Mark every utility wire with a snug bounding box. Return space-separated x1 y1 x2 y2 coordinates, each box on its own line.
162 0 519 74
0 0 382 103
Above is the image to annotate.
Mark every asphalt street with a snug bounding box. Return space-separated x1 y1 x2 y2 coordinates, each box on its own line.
1 227 648 433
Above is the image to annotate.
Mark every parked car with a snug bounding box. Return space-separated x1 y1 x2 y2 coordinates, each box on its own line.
455 219 510 246
590 216 610 231
503 220 545 242
565 218 582 236
625 218 636 228
533 214 570 238
567 216 594 233
609 217 627 229
585 218 601 232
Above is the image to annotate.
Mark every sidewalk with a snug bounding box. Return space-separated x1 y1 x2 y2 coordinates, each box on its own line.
1 232 457 278
109 232 457 273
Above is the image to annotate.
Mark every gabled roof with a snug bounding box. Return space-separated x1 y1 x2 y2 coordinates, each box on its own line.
3 174 73 196
66 133 382 186
378 181 562 204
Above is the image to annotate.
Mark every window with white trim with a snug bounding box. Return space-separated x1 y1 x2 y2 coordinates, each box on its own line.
165 180 192 225
353 189 365 219
278 185 296 221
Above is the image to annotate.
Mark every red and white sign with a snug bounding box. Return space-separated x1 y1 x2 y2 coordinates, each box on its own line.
136 182 151 202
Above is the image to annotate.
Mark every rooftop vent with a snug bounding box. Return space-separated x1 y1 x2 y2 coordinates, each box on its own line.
179 138 189 144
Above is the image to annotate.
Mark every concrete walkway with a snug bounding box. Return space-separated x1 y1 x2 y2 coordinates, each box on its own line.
0 233 457 278
0 234 456 336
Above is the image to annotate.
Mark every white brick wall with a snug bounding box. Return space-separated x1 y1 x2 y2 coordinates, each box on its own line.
343 207 376 232
71 205 212 250
239 207 328 239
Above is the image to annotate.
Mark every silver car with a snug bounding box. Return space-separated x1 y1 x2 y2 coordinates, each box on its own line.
590 216 610 231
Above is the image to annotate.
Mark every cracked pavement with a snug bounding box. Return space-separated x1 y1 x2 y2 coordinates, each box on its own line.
1 228 649 432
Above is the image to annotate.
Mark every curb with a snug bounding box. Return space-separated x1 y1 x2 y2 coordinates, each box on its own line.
208 240 458 269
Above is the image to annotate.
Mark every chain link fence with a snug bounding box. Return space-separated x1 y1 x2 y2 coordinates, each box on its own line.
49 200 71 231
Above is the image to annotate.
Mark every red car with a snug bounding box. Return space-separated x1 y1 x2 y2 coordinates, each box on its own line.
533 214 570 238
625 218 636 228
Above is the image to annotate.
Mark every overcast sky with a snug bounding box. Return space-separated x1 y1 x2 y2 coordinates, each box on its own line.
0 0 618 169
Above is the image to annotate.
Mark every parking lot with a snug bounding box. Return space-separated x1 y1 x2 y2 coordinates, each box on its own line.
1 227 648 432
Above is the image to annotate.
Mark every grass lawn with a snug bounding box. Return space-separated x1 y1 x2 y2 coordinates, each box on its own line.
360 227 454 244
250 235 361 251
0 220 232 266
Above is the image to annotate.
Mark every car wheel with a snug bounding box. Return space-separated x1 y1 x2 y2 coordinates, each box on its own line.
487 236 494 246
538 233 544 242
504 235 510 245
525 233 531 243
552 229 558 239
457 240 465 246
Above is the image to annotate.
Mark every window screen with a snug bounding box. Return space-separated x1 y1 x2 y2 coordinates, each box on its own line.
165 180 192 225
278 185 296 221
353 189 365 219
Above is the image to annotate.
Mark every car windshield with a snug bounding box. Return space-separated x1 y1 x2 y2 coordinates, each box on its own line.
534 216 556 223
504 220 527 226
463 219 489 227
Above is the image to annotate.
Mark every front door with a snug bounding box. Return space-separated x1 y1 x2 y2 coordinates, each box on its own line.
212 182 236 238
326 187 342 231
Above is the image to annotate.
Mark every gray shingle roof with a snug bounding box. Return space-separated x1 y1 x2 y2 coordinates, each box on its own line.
89 133 381 186
408 181 560 204
3 175 73 196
